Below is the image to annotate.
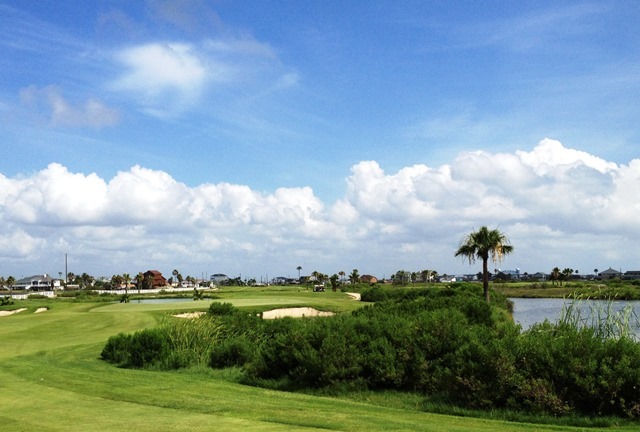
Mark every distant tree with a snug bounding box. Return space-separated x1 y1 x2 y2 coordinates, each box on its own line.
455 226 514 303
338 270 346 284
111 274 123 290
296 266 302 280
143 273 154 290
172 269 179 286
329 274 339 292
6 275 15 298
550 267 561 286
392 270 410 286
79 273 94 289
349 269 360 285
562 268 574 285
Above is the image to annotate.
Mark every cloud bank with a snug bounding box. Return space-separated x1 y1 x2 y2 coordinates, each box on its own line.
1 139 638 279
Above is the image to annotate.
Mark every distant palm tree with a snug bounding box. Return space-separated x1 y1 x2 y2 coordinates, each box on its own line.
349 269 360 285
338 270 346 284
296 266 302 280
551 267 561 286
6 275 15 298
455 226 514 303
172 269 179 287
122 273 130 295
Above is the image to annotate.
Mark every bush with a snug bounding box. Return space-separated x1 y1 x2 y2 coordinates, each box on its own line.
208 302 237 316
210 336 256 368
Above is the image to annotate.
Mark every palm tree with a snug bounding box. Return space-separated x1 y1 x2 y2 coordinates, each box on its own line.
6 275 15 299
550 267 561 286
296 266 302 280
121 273 130 295
455 226 514 303
562 268 574 285
172 269 179 287
349 268 360 285
338 270 346 284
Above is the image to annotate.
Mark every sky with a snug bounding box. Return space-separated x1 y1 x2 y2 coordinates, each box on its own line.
1 1 639 281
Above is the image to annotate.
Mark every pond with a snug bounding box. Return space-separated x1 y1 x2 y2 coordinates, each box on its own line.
510 297 640 339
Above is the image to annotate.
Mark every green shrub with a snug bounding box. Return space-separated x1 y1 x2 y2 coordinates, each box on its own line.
208 302 237 316
210 336 256 368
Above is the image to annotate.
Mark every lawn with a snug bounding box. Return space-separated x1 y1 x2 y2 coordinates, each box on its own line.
0 289 635 431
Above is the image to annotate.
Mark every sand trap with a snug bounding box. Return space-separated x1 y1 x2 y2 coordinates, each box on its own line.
173 311 206 319
346 292 361 301
35 307 48 313
0 308 27 317
262 307 334 319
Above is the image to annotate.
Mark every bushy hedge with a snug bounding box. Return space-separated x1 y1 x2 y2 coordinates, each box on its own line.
101 289 640 418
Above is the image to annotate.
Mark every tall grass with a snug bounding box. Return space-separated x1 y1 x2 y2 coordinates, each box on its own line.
558 295 640 341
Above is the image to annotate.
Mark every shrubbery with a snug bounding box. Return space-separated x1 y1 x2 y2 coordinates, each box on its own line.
101 288 640 419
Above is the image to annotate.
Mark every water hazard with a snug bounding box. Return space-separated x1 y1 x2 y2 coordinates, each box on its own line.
510 297 640 339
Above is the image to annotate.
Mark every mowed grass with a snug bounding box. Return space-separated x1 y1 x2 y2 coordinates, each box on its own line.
0 290 634 431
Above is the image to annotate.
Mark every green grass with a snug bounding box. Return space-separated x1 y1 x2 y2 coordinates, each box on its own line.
0 291 637 431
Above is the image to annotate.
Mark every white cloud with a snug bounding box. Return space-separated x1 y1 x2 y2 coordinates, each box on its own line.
111 36 298 118
113 42 207 115
18 85 120 128
0 139 638 278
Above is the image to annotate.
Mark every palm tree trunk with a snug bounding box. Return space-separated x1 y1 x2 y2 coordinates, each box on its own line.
482 257 490 304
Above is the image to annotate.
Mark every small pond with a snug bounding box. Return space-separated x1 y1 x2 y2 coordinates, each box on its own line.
510 297 640 339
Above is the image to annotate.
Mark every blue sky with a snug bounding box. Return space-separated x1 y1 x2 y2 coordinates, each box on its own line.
1 1 639 281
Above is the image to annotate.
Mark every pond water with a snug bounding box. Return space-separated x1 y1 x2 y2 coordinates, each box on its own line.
510 297 640 339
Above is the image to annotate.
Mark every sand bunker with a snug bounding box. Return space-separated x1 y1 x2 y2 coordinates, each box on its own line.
346 292 361 301
0 308 27 317
262 307 334 319
173 311 206 319
35 307 48 313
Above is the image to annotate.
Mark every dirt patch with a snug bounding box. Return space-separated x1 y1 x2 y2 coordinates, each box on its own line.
35 307 48 313
0 308 27 317
262 307 334 319
173 311 206 319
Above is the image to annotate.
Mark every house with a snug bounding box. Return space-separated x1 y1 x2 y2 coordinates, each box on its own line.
624 270 640 280
528 272 548 282
360 275 378 284
143 270 167 288
272 276 288 285
599 267 622 280
210 274 228 284
12 274 61 290
495 270 521 281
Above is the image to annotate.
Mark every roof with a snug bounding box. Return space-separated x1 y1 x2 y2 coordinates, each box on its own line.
600 267 622 274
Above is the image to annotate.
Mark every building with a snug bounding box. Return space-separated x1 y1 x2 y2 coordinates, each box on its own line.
210 274 229 284
624 270 640 280
599 267 622 280
360 275 378 284
12 274 61 290
143 270 167 288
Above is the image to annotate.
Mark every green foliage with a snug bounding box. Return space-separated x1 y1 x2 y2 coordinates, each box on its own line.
208 302 236 316
101 328 169 368
1 296 14 306
101 286 640 420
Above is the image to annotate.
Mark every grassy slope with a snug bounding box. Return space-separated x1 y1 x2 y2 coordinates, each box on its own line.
0 292 633 431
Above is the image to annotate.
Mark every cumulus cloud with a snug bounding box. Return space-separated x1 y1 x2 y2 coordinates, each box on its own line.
18 85 120 128
112 43 207 115
0 139 638 278
111 34 297 117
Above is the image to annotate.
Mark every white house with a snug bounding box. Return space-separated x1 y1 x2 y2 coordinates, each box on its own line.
12 274 61 290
